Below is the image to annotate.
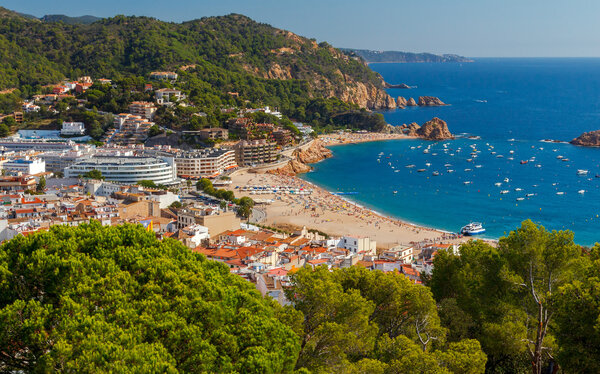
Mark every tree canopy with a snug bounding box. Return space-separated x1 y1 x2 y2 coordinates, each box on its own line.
0 222 299 373
424 220 588 374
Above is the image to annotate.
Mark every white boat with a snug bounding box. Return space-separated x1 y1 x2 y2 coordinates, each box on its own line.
516 197 525 201
447 169 455 173
577 169 589 175
515 188 523 191
405 164 416 168
500 190 510 194
425 163 431 167
475 165 482 168
578 190 586 194
556 191 565 195
504 178 510 183
393 191 398 194
464 168 472 172
463 181 472 185
461 222 486 236
432 171 441 176
494 182 502 186
526 193 536 197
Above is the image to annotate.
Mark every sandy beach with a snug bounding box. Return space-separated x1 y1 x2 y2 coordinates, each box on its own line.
318 132 413 146
228 170 467 248
228 132 473 249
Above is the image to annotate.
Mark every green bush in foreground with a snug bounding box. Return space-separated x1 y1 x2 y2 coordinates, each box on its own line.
0 222 299 373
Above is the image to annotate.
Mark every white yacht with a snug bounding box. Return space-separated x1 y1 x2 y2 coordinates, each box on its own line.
461 222 486 236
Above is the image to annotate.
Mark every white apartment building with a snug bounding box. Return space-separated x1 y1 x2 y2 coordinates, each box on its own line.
128 101 157 120
61 122 86 136
2 157 45 174
155 88 183 104
174 149 236 178
65 156 178 185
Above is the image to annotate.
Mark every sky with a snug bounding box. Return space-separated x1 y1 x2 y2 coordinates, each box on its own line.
4 0 600 57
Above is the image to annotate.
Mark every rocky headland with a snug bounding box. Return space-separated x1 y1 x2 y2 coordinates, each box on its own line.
384 82 411 89
393 117 454 140
269 140 333 176
570 130 600 147
417 96 447 106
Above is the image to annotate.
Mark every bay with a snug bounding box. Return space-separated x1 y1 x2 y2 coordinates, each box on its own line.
300 58 600 246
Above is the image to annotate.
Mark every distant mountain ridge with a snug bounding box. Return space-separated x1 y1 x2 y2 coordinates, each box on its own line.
13 11 102 24
40 14 101 24
343 48 473 63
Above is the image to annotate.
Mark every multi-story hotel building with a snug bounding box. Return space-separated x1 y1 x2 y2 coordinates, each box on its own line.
233 140 277 166
174 149 236 178
65 156 178 185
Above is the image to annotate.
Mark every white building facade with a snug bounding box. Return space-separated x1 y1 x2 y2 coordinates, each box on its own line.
65 156 178 185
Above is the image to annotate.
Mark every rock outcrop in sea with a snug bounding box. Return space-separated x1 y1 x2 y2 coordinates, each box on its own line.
384 82 411 89
570 130 600 147
418 96 447 106
406 97 418 106
396 96 408 108
416 117 454 140
269 140 333 176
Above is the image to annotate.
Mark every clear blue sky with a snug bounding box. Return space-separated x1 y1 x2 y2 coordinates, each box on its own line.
4 0 600 57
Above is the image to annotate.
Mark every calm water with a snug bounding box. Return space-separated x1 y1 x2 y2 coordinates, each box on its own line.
301 59 600 246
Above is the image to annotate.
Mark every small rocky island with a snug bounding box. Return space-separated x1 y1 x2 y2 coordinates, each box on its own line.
396 96 446 108
570 130 600 147
386 117 454 140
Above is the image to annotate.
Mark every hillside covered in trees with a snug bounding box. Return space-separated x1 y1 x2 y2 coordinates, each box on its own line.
0 7 395 116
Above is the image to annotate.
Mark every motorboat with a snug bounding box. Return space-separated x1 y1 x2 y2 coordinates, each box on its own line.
504 178 510 183
526 193 536 197
461 222 486 236
577 169 589 175
556 192 565 195
417 169 426 172
432 171 441 176
578 190 586 194
516 197 525 201
520 160 528 164
500 190 510 194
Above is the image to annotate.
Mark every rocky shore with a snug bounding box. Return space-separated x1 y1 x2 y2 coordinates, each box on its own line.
269 140 332 176
570 130 600 147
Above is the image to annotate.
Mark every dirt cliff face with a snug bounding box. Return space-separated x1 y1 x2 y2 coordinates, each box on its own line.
416 117 454 140
269 140 333 176
570 130 600 146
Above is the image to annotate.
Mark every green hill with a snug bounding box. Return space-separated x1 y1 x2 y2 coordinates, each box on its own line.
0 8 395 112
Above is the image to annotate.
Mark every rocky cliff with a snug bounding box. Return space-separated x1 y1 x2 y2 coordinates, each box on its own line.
406 98 418 106
269 140 333 176
570 130 600 147
416 117 454 140
418 96 447 106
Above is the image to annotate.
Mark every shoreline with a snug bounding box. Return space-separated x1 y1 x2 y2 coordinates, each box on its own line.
227 132 479 248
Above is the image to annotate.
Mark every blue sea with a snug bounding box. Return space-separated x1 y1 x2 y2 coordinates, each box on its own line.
301 58 600 246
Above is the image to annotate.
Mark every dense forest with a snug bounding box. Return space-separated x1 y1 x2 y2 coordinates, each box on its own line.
0 220 597 373
0 7 393 132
